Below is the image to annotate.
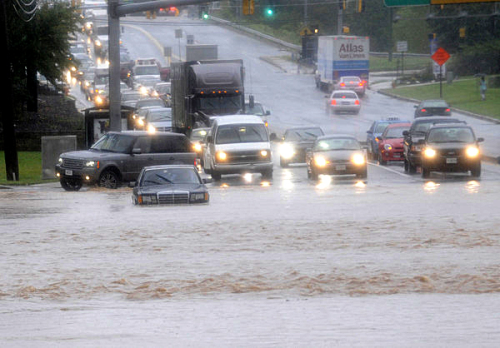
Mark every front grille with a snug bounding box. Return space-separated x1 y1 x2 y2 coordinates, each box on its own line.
223 150 269 164
62 158 84 169
157 191 189 204
437 148 464 157
329 159 349 165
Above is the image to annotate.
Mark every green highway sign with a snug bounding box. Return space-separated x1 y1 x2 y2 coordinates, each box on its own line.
384 0 430 6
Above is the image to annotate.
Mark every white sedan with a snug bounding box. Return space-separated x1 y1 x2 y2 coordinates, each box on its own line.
326 90 361 115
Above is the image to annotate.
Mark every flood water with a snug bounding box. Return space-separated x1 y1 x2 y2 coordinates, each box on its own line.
1 178 500 346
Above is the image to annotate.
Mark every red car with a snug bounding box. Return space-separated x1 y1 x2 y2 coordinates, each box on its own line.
376 123 411 165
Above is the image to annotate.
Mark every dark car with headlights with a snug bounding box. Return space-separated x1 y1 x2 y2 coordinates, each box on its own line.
306 135 367 180
414 99 451 118
131 165 210 205
279 126 324 167
55 131 196 191
403 117 463 174
419 124 483 178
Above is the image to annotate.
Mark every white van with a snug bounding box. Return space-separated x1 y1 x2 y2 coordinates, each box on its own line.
202 115 273 180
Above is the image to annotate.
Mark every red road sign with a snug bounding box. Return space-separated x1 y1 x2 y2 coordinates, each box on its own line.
432 47 450 66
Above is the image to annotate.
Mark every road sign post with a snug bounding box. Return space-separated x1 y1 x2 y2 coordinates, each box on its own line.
431 47 450 98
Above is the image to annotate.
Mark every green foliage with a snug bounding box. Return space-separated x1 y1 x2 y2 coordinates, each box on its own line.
450 39 500 76
0 152 54 185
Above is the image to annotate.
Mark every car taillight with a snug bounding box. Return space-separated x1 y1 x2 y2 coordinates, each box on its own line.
355 100 360 105
340 83 345 87
359 82 363 86
445 108 450 112
331 100 337 105
421 108 427 113
194 159 197 167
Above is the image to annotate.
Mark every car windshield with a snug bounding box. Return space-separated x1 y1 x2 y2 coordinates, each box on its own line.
285 128 324 141
122 93 141 101
141 168 201 186
411 119 459 134
244 103 265 116
191 129 209 141
134 66 159 75
156 84 171 94
91 133 135 153
148 109 172 122
314 138 360 151
216 124 268 144
384 127 409 139
332 92 357 99
198 96 242 115
375 122 390 133
427 127 475 143
422 100 449 108
136 99 164 108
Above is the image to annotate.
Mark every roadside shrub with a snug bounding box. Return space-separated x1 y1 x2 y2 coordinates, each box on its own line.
450 40 500 76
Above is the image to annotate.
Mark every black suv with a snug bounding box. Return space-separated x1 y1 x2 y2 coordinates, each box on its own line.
55 131 196 191
419 124 483 178
403 117 462 173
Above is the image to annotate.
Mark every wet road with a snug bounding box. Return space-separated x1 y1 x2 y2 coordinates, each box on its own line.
3 15 500 347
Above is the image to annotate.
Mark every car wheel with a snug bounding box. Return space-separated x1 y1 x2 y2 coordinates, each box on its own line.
99 169 121 189
211 171 221 181
378 153 387 166
422 167 431 179
60 177 82 191
280 157 289 168
408 161 417 174
310 168 318 180
357 169 368 179
471 163 481 178
261 169 273 179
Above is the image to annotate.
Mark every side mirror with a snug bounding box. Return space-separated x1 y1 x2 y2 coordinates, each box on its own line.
266 110 271 116
375 137 382 142
413 105 418 108
269 133 277 141
402 130 409 136
206 135 213 144
128 181 136 188
417 139 425 145
202 178 213 184
366 130 372 134
477 137 484 143
132 148 142 155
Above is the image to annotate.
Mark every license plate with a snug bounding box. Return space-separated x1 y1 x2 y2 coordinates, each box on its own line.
446 158 457 164
65 170 73 176
341 102 350 105
336 165 346 171
393 154 400 158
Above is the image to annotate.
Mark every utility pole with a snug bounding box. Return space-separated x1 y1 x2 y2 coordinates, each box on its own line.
108 0 121 132
304 0 308 27
337 7 343 35
0 0 19 181
388 7 393 62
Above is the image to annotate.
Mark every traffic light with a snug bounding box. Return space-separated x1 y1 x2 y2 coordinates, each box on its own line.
199 5 209 19
459 27 466 38
342 26 350 34
265 7 274 17
312 25 319 35
202 12 209 19
339 0 346 10
243 0 254 15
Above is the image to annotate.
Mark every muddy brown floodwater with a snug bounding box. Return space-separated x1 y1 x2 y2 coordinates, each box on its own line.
1 178 500 346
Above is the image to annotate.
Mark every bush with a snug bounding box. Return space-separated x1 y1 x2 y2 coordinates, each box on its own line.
450 40 500 76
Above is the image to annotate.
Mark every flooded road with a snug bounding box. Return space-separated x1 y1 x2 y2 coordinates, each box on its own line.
1 168 500 346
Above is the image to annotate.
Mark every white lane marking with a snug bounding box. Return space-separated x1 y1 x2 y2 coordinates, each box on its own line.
122 23 180 62
368 161 413 178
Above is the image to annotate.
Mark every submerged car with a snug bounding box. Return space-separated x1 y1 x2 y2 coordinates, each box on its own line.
420 124 483 178
279 126 324 167
327 90 361 115
376 123 411 165
306 135 367 180
131 165 210 205
414 99 452 118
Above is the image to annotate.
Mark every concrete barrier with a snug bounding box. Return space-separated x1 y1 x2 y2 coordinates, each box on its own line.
41 135 77 180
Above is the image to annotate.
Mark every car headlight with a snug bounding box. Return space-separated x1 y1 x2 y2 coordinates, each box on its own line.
314 155 328 167
58 157 64 165
95 40 101 47
139 86 149 95
147 124 156 133
137 118 145 126
95 95 103 104
190 192 209 202
139 194 157 205
193 143 202 153
351 153 365 165
260 150 269 157
217 151 227 161
384 144 393 151
466 146 479 158
85 160 97 167
71 66 77 72
424 148 436 158
411 145 422 152
280 143 295 159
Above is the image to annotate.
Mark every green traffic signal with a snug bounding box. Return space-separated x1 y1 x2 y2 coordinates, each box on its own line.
265 8 274 16
202 12 209 19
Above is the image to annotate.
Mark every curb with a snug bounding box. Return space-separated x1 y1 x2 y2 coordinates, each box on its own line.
259 56 288 73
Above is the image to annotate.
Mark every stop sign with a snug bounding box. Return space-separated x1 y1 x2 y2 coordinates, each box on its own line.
432 47 450 66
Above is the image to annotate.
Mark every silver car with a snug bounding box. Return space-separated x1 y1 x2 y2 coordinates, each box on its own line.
327 90 361 115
